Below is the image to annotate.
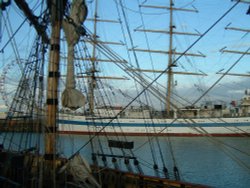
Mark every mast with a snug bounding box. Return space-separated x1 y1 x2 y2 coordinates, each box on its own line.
88 0 98 114
138 2 202 117
85 2 128 114
44 0 65 186
166 0 174 117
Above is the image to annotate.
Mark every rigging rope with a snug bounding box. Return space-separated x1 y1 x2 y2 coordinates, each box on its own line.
75 38 142 173
80 40 137 171
118 0 164 176
192 46 250 105
67 0 241 158
1 36 44 152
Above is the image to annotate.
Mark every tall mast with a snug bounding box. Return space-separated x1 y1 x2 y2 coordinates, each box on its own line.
166 0 174 117
88 0 98 114
136 2 202 117
85 1 129 113
44 0 65 186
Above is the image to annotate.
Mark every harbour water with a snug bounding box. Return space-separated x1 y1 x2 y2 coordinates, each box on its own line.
61 135 250 188
1 133 250 188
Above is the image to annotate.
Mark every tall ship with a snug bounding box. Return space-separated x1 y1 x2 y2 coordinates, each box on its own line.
0 1 250 137
0 0 249 187
53 0 250 137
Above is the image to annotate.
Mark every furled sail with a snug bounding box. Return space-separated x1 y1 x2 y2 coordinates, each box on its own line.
62 0 87 110
59 154 101 187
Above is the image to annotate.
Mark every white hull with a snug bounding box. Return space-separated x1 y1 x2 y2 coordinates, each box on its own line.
58 115 250 136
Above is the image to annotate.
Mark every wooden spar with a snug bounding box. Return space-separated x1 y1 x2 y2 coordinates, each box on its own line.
225 26 250 33
128 68 207 76
86 18 120 23
134 28 201 36
45 0 64 186
83 39 125 46
61 56 127 63
216 72 250 77
129 48 206 57
220 49 250 55
238 0 250 4
140 4 198 13
77 75 129 80
76 57 127 63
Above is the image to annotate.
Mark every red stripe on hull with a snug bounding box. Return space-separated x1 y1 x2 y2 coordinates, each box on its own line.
58 131 249 137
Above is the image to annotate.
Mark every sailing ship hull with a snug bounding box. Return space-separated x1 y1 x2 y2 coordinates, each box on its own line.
58 115 250 137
